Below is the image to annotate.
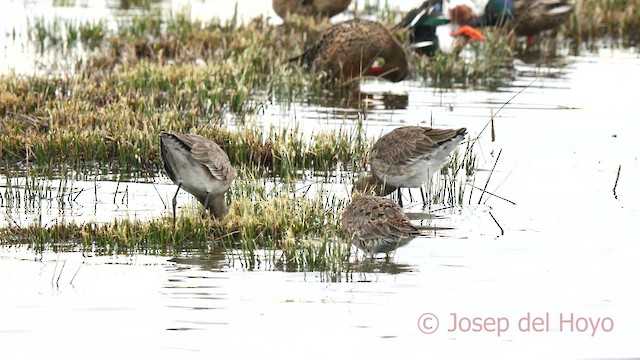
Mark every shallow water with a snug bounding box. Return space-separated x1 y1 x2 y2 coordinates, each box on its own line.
2 1 640 359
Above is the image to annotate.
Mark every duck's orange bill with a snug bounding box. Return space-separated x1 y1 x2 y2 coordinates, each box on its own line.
451 25 485 42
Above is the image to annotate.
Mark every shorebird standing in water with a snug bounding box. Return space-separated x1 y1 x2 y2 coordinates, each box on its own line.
159 131 235 222
353 126 467 207
341 195 421 260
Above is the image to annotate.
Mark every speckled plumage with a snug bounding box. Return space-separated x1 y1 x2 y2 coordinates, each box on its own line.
353 126 467 203
160 132 235 220
273 0 351 19
513 0 574 37
342 196 421 257
291 19 409 83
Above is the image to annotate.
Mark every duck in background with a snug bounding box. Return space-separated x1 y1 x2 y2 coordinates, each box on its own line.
512 0 574 47
398 0 573 53
396 0 515 54
273 0 351 20
290 18 409 84
394 0 450 56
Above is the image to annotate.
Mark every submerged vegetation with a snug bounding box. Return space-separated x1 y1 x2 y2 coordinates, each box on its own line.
0 0 635 271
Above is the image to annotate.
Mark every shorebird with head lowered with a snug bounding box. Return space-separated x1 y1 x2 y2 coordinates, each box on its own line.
353 126 467 207
159 131 235 222
341 195 421 260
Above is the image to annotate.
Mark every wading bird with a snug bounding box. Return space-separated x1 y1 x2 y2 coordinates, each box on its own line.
342 195 421 260
160 131 235 222
353 126 467 207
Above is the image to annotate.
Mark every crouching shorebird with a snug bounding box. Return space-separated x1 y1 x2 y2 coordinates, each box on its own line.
353 126 467 207
159 131 235 222
342 195 421 260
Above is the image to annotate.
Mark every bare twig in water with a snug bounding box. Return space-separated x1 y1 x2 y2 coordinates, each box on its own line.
57 260 66 287
470 77 538 149
152 183 166 209
478 149 502 205
415 225 455 231
490 108 495 142
72 187 85 202
52 253 60 288
468 184 516 205
613 165 621 199
481 164 517 205
489 211 504 236
457 79 536 175
52 253 66 289
70 261 84 286
113 181 120 204
468 174 476 205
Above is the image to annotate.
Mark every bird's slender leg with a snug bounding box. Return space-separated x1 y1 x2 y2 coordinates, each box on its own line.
201 192 211 218
397 187 403 207
172 183 182 226
421 186 427 209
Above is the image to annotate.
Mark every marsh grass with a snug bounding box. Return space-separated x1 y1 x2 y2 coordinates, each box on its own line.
568 0 640 46
0 121 477 274
28 17 107 53
0 176 353 273
0 67 375 179
409 28 514 89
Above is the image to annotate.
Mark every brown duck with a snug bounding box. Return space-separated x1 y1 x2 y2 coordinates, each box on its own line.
513 0 574 43
290 18 409 83
273 0 351 19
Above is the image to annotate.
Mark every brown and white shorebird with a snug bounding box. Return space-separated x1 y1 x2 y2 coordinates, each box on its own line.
159 131 235 221
273 0 351 19
353 126 467 207
290 18 409 83
341 195 421 259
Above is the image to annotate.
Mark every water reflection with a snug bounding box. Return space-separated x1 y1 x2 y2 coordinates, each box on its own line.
166 246 420 277
350 259 415 276
0 174 180 226
168 248 230 272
